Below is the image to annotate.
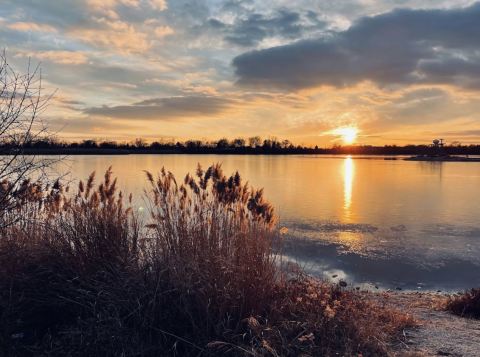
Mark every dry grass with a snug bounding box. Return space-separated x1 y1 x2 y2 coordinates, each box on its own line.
446 288 480 319
0 165 415 356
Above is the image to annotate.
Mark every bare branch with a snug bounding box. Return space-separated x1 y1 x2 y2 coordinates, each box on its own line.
0 50 57 227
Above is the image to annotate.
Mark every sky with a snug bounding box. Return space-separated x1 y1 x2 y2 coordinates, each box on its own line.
1 0 480 146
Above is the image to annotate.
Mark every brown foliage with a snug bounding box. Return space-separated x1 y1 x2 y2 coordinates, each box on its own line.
446 288 480 319
0 165 414 356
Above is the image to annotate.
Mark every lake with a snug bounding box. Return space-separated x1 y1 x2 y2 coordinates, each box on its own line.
58 154 480 291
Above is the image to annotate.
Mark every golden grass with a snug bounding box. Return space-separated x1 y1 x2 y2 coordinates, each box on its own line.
0 165 415 356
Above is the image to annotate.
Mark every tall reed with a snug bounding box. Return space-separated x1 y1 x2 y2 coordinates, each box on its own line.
0 165 414 356
143 164 279 338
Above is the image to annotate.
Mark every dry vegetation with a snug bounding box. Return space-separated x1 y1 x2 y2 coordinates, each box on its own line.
446 288 480 319
0 165 415 356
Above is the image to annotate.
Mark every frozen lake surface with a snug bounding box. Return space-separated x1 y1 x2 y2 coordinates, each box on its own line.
56 154 480 291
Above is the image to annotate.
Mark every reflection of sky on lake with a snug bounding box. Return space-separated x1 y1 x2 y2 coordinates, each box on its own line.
56 154 480 291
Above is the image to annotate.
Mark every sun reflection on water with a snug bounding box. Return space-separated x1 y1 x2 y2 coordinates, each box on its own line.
343 156 354 218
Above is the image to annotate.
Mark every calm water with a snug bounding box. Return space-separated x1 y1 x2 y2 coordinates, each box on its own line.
58 154 480 291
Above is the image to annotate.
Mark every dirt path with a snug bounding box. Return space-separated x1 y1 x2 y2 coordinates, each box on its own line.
376 292 480 356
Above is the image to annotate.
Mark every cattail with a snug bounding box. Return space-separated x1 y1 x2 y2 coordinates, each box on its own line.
104 166 112 187
145 171 154 183
85 172 95 198
196 163 203 179
234 171 241 186
107 178 117 199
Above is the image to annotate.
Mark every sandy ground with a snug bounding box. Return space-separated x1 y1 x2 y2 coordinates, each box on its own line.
373 292 480 356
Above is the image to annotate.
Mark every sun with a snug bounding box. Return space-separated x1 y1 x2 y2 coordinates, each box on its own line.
333 127 358 144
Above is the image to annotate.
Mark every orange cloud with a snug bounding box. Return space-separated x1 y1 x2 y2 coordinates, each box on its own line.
154 25 174 38
86 0 167 16
7 22 57 32
15 50 89 65
70 18 150 53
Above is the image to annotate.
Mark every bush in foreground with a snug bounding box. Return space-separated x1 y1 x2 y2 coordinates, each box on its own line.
0 165 414 356
446 288 480 319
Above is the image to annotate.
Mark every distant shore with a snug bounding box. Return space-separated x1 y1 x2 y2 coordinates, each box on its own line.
4 146 480 156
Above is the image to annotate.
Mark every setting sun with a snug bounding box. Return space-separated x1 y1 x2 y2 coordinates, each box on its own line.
332 127 359 144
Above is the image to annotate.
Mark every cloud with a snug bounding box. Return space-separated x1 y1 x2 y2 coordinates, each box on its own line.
149 0 168 11
84 96 234 120
70 18 150 53
15 50 89 65
224 10 303 46
233 2 480 90
154 25 174 38
47 115 144 139
3 0 480 144
7 22 57 32
443 129 480 137
2 0 170 55
209 9 326 47
85 0 166 16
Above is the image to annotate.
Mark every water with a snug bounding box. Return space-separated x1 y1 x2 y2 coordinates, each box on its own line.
57 154 480 291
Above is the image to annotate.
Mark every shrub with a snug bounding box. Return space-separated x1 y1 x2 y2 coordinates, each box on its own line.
446 288 480 319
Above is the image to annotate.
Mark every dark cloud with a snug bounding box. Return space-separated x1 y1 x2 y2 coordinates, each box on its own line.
84 96 234 120
207 19 227 29
221 0 254 12
210 9 326 47
233 2 480 90
225 10 303 46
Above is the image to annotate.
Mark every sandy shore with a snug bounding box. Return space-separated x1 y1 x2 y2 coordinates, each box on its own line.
370 292 480 356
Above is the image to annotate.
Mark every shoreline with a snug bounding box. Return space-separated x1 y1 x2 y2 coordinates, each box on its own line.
6 151 480 161
371 291 480 356
3 148 480 157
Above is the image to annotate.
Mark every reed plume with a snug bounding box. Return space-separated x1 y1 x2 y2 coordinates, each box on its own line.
0 164 414 356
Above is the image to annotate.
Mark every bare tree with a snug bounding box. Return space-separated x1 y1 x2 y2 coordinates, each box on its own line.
0 51 55 226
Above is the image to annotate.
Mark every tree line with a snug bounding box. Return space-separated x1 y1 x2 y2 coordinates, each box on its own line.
2 136 480 155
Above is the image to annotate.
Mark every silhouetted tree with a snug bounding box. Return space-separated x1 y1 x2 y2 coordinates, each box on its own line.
232 138 246 148
186 140 202 149
134 138 147 148
150 141 162 149
248 136 262 148
216 138 229 149
262 139 273 150
82 140 97 148
281 139 292 149
99 141 117 149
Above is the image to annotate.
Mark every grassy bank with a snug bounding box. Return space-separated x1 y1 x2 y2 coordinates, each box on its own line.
0 165 414 356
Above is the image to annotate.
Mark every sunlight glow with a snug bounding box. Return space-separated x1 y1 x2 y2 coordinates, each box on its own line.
333 127 359 144
343 156 354 215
